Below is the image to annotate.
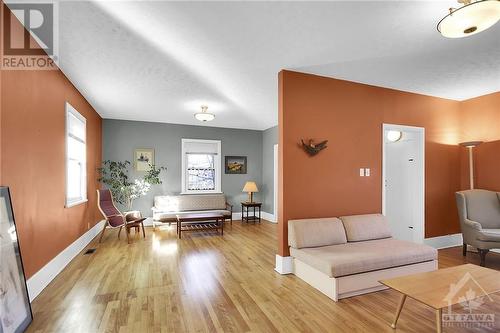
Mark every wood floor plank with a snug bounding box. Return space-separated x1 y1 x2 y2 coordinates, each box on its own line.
27 221 500 332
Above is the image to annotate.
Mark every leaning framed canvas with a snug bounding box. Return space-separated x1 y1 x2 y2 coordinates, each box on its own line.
225 156 247 174
0 186 32 333
134 148 154 171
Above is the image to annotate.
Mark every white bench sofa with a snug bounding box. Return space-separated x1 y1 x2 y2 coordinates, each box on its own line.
152 194 232 227
288 214 437 301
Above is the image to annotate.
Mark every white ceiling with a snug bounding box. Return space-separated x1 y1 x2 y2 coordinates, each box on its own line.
50 1 500 129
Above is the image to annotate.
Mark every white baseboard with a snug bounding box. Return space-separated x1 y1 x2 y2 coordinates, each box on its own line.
275 255 293 274
424 233 463 249
232 211 276 223
26 220 105 302
261 212 277 223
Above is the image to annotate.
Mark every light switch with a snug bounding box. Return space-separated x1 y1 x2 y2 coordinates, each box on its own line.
365 168 371 177
360 168 365 177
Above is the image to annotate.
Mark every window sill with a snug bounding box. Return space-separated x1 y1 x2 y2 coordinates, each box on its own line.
66 198 88 208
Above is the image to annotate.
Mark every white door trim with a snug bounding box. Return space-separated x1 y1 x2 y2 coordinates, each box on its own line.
382 123 425 243
273 144 278 223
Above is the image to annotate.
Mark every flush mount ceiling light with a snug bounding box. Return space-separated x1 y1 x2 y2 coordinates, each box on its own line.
437 0 500 38
387 130 403 142
194 105 215 122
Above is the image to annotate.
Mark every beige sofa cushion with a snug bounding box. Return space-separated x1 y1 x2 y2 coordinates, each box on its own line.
340 214 392 242
290 238 437 277
288 218 347 249
464 190 500 229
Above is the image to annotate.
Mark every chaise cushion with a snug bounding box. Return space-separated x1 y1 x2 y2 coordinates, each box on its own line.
290 238 437 277
288 218 347 249
340 214 392 242
464 190 500 229
154 194 227 212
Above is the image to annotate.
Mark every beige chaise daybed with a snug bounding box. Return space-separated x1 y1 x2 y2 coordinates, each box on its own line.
288 214 437 301
152 194 233 228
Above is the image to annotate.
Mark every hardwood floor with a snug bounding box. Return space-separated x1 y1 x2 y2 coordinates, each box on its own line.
28 221 500 333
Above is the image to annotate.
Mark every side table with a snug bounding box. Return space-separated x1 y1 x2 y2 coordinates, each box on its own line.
241 202 262 223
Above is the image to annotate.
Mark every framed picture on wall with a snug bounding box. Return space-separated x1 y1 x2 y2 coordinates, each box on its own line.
134 148 154 171
0 187 33 333
225 156 247 174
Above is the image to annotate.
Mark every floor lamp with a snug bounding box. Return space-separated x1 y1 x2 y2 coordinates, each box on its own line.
459 141 483 189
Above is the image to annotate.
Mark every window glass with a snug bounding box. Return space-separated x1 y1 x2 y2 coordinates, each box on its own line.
187 154 215 191
66 103 87 206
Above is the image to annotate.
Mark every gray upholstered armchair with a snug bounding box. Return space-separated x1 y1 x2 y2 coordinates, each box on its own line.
455 189 500 266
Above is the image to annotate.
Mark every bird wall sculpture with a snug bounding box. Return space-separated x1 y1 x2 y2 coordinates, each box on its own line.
301 139 328 156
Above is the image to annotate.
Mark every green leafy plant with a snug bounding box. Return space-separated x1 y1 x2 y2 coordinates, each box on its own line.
144 164 167 185
97 160 166 210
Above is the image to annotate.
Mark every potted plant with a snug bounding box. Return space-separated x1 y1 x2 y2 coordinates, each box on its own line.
97 160 166 217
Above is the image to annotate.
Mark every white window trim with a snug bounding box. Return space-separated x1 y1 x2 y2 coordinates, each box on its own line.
181 138 222 194
65 102 88 208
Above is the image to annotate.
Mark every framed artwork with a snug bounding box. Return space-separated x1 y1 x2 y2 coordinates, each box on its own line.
225 156 247 174
0 187 32 333
134 148 154 171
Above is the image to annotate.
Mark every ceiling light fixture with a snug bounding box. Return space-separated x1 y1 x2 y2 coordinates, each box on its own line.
387 130 403 142
437 0 500 38
194 105 215 122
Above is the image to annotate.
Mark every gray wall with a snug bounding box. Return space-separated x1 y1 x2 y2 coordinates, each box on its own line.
103 119 263 216
262 126 278 214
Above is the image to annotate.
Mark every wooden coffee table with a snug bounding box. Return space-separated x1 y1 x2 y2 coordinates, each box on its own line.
380 264 500 332
176 212 224 239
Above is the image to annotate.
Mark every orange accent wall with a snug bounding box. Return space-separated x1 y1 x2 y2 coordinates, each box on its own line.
459 92 500 191
278 70 463 256
1 4 102 278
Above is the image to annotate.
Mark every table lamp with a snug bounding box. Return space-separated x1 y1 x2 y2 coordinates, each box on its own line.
242 181 259 203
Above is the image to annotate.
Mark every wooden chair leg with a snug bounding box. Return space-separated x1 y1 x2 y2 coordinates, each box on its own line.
478 249 489 267
118 226 123 240
141 222 146 238
463 243 467 256
99 224 107 243
126 227 131 244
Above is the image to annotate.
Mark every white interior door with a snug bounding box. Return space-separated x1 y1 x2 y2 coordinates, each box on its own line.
383 125 424 243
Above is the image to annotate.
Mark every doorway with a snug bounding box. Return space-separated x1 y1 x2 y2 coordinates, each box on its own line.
273 144 278 222
382 124 425 243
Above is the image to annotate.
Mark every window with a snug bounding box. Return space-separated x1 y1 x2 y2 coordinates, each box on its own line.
181 139 221 194
66 103 87 207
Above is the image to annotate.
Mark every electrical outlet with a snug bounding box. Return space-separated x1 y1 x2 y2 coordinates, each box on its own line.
360 168 365 177
365 168 370 176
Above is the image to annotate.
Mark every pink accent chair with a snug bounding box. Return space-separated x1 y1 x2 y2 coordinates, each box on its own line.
96 189 146 244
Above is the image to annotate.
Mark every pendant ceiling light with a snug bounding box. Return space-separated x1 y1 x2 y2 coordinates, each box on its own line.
194 105 215 122
437 0 500 38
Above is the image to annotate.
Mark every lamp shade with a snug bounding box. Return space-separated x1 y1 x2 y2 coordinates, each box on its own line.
242 181 259 193
459 141 483 148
